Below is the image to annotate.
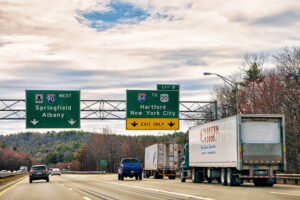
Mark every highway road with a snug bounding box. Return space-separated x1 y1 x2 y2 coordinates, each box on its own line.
1 174 300 200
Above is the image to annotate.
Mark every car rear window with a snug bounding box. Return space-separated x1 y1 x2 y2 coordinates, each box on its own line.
32 166 46 170
122 159 140 164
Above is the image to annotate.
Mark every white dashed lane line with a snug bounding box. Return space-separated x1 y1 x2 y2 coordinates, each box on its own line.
108 181 215 200
82 197 92 200
270 192 300 197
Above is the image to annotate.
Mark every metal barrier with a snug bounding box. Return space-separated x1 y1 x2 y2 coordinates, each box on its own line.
276 174 300 185
0 171 25 179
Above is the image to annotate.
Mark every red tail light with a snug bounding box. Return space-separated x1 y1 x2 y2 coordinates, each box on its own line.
45 169 48 173
141 164 143 169
122 164 124 170
30 170 33 174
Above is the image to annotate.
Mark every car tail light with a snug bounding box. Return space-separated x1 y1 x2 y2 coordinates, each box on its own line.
45 169 48 173
122 164 124 170
30 170 33 174
141 164 143 169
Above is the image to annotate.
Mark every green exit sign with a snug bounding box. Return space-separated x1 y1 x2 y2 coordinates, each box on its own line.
157 84 180 91
100 160 107 167
26 90 80 128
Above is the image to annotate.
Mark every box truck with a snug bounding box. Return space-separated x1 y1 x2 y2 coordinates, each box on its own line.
144 143 178 179
180 114 286 186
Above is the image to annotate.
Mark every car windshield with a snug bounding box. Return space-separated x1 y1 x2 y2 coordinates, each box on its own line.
122 159 139 164
32 166 46 170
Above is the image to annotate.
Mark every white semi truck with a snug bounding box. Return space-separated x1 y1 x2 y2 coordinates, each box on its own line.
144 143 178 179
180 114 286 186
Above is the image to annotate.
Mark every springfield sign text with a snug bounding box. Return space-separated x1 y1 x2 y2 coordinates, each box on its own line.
26 90 80 128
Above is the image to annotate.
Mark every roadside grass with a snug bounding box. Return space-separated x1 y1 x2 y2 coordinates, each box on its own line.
0 174 27 186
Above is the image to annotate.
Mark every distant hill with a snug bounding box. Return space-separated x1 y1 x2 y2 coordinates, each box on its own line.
0 131 188 171
0 131 94 164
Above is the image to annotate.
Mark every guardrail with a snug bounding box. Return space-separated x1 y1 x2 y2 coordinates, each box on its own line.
276 174 300 185
0 171 26 179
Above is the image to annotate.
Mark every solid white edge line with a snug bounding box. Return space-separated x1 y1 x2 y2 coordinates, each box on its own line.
270 192 300 197
82 197 92 200
108 182 215 200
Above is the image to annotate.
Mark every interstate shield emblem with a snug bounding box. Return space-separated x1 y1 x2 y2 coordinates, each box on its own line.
137 93 146 103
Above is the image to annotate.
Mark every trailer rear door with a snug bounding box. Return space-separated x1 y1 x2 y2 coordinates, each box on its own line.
241 120 282 163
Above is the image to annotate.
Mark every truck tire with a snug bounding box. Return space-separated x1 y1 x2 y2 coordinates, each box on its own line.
118 174 120 180
153 172 157 179
266 178 274 186
121 174 124 181
192 168 201 183
221 168 227 185
145 172 150 178
139 173 142 180
226 168 233 186
29 179 32 183
180 171 186 182
135 175 138 180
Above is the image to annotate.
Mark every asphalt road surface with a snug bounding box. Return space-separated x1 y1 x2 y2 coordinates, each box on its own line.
1 174 300 200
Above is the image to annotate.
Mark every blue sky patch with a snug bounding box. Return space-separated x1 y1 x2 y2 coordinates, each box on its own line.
78 1 150 31
252 11 300 27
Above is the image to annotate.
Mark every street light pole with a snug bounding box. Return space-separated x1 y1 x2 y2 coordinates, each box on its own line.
204 72 239 114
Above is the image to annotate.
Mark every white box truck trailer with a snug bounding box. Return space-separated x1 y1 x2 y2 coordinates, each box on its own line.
180 114 286 186
144 143 178 179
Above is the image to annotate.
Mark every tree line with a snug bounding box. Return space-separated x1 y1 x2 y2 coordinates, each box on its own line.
213 47 300 173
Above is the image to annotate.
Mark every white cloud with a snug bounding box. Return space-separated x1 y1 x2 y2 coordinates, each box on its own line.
0 0 299 135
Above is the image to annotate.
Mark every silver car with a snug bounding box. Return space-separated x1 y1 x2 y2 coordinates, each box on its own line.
51 168 61 176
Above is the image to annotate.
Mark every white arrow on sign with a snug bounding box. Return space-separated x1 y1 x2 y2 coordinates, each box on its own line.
68 119 76 125
30 119 39 125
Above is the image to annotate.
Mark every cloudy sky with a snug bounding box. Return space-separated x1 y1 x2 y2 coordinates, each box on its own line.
0 0 299 135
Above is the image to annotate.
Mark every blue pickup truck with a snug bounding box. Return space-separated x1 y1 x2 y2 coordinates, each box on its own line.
118 158 143 180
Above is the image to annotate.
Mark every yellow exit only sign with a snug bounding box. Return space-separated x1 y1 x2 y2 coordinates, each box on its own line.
126 118 179 130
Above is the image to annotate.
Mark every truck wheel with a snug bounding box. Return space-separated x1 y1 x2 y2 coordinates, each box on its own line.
135 175 138 180
118 174 120 180
121 174 124 181
266 178 274 186
153 172 157 179
29 179 32 183
221 168 227 185
139 173 142 180
180 171 186 182
226 169 233 186
192 168 201 183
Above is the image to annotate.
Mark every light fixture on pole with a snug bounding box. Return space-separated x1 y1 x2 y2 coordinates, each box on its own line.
204 72 239 114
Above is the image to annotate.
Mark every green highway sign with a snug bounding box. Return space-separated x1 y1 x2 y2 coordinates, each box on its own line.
100 160 107 167
26 90 80 128
157 84 180 91
126 90 179 130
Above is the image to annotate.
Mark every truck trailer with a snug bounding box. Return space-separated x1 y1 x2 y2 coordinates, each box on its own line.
180 114 286 186
144 143 178 179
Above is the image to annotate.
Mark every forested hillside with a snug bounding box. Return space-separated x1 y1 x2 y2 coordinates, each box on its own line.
0 131 188 172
